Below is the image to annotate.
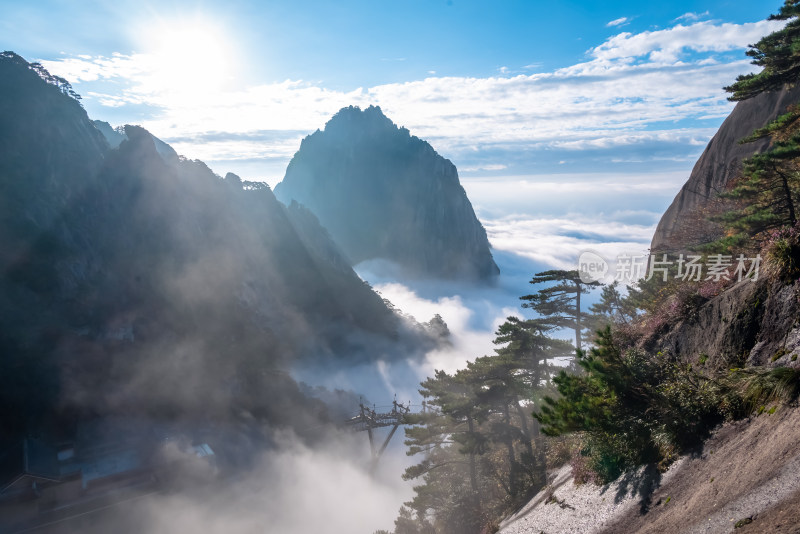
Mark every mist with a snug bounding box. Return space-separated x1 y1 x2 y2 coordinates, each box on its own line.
43 429 412 534
0 64 444 534
1 51 619 534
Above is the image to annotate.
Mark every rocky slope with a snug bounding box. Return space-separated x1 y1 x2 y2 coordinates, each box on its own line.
642 277 800 372
651 85 800 252
500 405 800 534
0 53 439 442
274 105 499 281
499 268 800 534
500 75 800 534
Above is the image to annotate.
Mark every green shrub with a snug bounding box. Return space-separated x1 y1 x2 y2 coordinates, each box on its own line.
535 328 725 483
724 366 800 413
699 233 751 256
772 347 789 362
764 224 800 280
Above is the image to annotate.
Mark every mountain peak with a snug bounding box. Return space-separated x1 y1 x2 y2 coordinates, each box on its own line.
275 106 499 281
319 105 407 142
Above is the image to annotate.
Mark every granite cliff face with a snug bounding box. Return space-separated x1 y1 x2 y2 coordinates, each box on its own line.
651 85 800 252
274 106 499 281
641 277 800 372
647 82 800 370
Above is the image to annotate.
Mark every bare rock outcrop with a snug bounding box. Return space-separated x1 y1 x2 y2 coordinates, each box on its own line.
651 85 800 252
274 105 499 281
642 278 800 371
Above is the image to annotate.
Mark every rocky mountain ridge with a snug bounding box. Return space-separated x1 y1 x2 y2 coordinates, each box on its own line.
274 105 500 281
0 52 440 441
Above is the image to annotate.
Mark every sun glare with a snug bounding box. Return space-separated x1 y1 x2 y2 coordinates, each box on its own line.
141 17 235 97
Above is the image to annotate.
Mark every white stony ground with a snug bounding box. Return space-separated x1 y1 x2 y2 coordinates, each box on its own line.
498 407 800 534
498 461 684 534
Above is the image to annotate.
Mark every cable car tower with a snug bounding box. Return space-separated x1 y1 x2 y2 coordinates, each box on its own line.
344 398 413 471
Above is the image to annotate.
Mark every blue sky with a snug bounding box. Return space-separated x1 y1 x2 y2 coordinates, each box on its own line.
0 1 776 86
0 0 786 268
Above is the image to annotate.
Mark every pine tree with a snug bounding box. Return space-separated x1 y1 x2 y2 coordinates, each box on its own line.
725 0 800 101
584 281 638 338
534 327 663 481
520 270 599 351
400 317 574 532
717 108 800 238
714 1 800 240
402 370 488 534
473 317 574 493
535 327 725 482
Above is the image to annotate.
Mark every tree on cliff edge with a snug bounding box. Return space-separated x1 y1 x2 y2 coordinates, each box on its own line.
716 0 800 239
725 0 800 101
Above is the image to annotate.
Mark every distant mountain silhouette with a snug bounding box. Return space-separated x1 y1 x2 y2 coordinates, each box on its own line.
274 106 499 281
0 52 441 441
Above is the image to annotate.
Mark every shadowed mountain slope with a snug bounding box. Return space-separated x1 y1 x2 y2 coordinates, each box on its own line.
0 52 439 442
274 105 499 281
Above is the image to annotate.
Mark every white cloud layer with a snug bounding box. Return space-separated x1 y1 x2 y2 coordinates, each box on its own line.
589 20 777 62
372 281 518 376
484 214 657 270
86 430 413 534
675 11 711 22
40 18 783 181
